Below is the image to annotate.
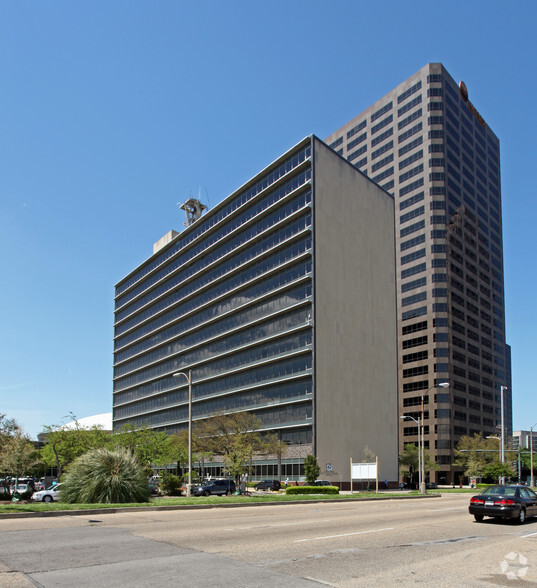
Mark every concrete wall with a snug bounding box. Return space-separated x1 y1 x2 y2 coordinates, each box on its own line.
312 138 398 483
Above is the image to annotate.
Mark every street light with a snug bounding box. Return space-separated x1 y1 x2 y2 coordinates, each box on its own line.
420 382 449 494
500 385 508 484
401 415 421 491
173 370 192 497
530 424 537 488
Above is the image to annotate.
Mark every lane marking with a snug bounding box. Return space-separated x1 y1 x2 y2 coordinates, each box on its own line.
225 520 328 531
295 527 393 543
521 532 537 539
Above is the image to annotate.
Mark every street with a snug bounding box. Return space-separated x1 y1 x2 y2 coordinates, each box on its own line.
1 494 537 586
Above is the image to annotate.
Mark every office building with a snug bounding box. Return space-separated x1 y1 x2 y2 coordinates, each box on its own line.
326 63 512 484
113 136 398 484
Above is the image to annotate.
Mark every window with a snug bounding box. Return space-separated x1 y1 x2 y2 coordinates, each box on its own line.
398 109 422 130
372 166 394 183
400 164 424 184
399 136 423 157
400 191 424 210
371 127 394 148
402 306 427 321
401 248 426 265
400 150 423 170
401 277 426 293
398 95 422 117
347 145 367 162
329 137 343 149
400 219 425 238
401 234 426 252
399 122 423 144
403 350 428 363
371 153 394 173
371 114 393 135
400 207 425 225
400 178 424 197
346 120 367 140
398 81 422 104
372 140 394 160
371 102 393 123
402 320 427 335
401 262 426 279
347 132 367 150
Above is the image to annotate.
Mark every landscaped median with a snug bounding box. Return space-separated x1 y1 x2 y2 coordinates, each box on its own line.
0 490 442 517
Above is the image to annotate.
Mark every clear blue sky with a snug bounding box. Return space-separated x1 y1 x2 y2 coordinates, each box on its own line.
1 1 535 438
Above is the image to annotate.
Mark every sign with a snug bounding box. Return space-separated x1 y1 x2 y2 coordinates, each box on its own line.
351 462 377 480
326 463 333 472
459 80 487 129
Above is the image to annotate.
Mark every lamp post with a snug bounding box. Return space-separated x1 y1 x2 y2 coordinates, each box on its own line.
420 382 449 494
401 415 421 491
173 370 192 497
530 424 537 488
500 385 507 484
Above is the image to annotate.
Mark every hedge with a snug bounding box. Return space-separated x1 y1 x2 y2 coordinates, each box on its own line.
285 486 339 495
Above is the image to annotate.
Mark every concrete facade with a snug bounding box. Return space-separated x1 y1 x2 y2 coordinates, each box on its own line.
113 136 398 483
313 139 398 482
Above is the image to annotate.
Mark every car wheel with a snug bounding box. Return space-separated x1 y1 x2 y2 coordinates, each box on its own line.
43 495 53 503
254 486 259 491
517 508 526 524
203 490 211 497
226 490 232 496
473 514 484 522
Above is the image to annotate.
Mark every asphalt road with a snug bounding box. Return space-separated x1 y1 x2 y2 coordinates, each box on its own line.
2 494 537 587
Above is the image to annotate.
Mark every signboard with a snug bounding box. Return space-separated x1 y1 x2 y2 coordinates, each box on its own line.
351 462 377 480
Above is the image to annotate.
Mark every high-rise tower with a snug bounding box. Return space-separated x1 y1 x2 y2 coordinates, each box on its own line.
326 63 511 484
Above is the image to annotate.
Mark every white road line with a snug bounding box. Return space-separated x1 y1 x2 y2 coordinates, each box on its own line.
521 532 537 539
294 527 394 543
226 520 328 531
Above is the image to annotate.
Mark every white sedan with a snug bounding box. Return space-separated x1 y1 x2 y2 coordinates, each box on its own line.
31 484 62 503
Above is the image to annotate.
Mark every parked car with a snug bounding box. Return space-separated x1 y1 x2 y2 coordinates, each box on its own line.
31 484 62 503
192 479 236 496
254 480 281 491
313 480 332 487
469 485 537 523
10 483 34 499
426 482 438 489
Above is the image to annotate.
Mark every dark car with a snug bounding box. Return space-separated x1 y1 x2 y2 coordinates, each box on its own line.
192 479 236 496
426 482 438 489
254 480 281 491
469 485 537 523
313 480 332 486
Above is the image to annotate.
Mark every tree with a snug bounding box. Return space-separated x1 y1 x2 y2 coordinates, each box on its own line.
399 443 438 486
455 434 504 480
483 461 516 483
40 414 110 478
399 444 419 485
111 423 173 476
194 412 271 483
304 455 321 484
0 429 39 489
61 447 150 504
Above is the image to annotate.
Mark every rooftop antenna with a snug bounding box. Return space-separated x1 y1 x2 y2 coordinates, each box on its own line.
179 192 207 227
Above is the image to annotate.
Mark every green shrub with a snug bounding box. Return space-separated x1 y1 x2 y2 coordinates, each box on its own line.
285 485 339 495
161 473 182 496
61 447 150 504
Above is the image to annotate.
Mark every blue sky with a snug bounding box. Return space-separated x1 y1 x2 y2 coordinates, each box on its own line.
1 1 535 437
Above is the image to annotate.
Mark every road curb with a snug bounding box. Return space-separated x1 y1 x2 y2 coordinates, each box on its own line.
0 493 441 520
